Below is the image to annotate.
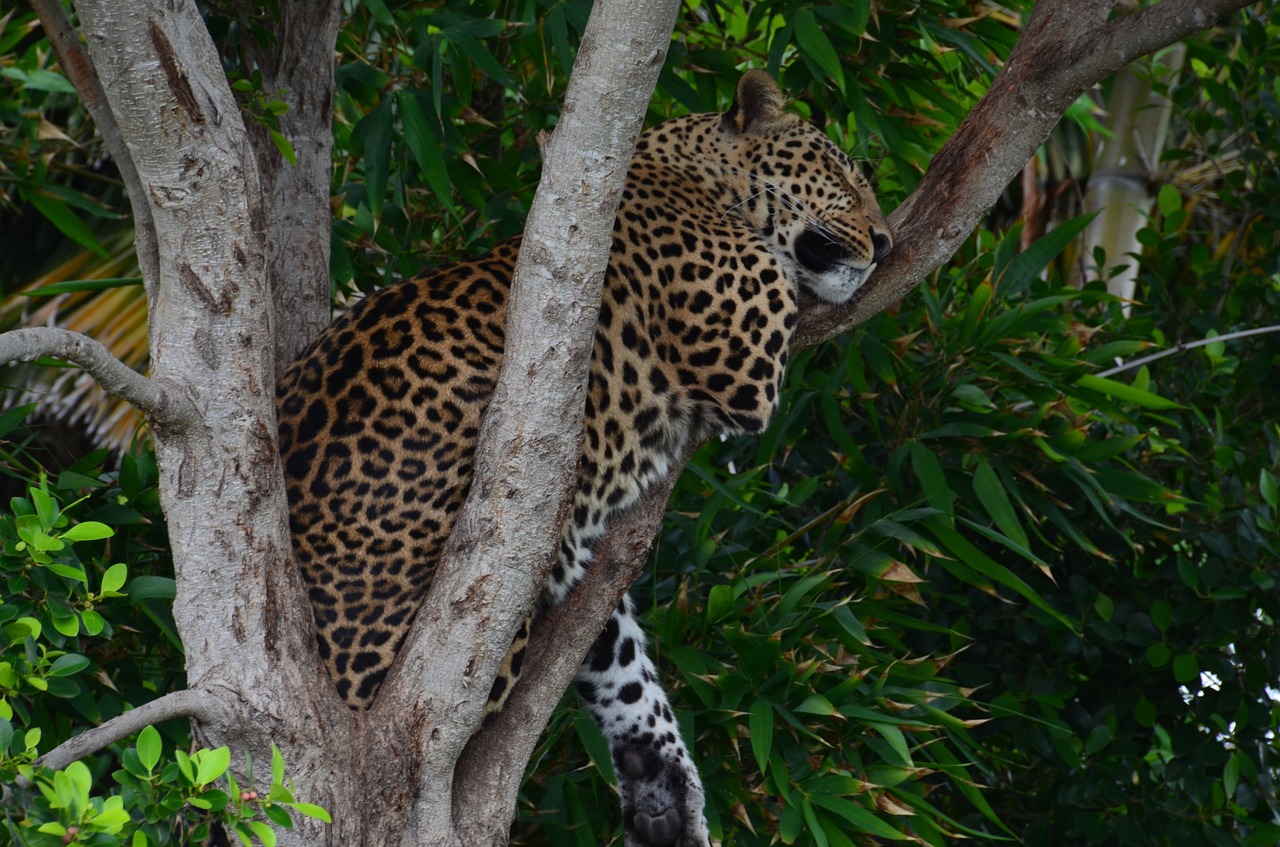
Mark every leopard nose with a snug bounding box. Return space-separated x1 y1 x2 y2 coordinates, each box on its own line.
870 226 893 264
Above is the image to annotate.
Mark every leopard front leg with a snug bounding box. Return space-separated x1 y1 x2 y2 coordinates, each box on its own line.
576 596 710 847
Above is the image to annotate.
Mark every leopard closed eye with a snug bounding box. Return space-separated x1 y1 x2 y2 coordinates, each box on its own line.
276 70 891 847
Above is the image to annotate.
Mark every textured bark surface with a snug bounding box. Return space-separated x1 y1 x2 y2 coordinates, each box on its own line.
230 0 343 374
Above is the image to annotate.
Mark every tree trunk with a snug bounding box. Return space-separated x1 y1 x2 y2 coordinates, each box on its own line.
61 0 679 843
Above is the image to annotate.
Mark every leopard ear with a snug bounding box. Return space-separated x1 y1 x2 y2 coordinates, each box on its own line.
722 70 786 136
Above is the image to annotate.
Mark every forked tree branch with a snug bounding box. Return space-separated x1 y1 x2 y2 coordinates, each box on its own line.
0 328 194 429
794 0 1256 349
29 0 160 291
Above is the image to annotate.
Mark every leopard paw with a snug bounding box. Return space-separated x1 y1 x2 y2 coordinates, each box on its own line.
616 743 710 847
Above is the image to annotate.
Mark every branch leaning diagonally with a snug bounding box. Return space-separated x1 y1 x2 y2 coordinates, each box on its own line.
29 0 160 291
0 327 194 429
793 0 1255 350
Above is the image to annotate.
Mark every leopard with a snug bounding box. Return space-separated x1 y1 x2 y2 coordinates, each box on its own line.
276 70 892 847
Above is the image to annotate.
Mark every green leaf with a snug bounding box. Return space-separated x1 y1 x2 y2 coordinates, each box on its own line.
1075 374 1183 410
1172 653 1199 683
196 746 231 786
100 562 128 595
126 575 177 602
18 68 77 94
80 609 105 636
809 793 907 840
51 613 81 637
801 798 830 847
971 458 1028 549
910 443 954 519
249 820 278 847
793 9 845 93
137 725 161 773
287 802 332 823
1093 593 1114 623
796 693 837 716
23 277 143 297
397 91 454 215
60 521 114 542
1224 751 1240 799
47 653 89 678
997 211 1099 296
24 190 108 256
706 583 734 624
930 522 1076 631
271 744 286 785
749 698 773 775
269 129 297 167
1157 183 1182 217
357 97 393 219
1260 469 1278 509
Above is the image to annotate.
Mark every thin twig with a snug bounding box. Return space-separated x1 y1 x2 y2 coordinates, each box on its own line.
1097 324 1280 377
20 688 234 785
0 327 194 429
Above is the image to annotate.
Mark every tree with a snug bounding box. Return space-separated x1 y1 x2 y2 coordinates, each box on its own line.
0 1 1271 845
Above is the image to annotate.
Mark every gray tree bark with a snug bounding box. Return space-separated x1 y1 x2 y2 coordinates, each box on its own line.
25 0 679 844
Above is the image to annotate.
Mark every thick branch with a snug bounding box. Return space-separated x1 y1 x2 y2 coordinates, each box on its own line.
452 446 693 844
31 688 236 776
794 0 1254 349
30 0 160 290
0 327 193 428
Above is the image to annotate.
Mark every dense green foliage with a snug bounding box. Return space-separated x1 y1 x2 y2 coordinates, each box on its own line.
2 1 1278 845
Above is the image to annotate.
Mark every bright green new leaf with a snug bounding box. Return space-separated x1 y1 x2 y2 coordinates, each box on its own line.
196 746 232 786
61 520 114 542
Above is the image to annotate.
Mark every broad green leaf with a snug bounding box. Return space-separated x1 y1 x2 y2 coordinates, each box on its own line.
1172 653 1199 683
61 520 114 542
249 820 278 847
101 562 128 595
1260 469 1278 509
81 609 105 636
356 98 393 220
47 653 89 678
137 725 161 773
271 744 286 785
196 746 232 786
